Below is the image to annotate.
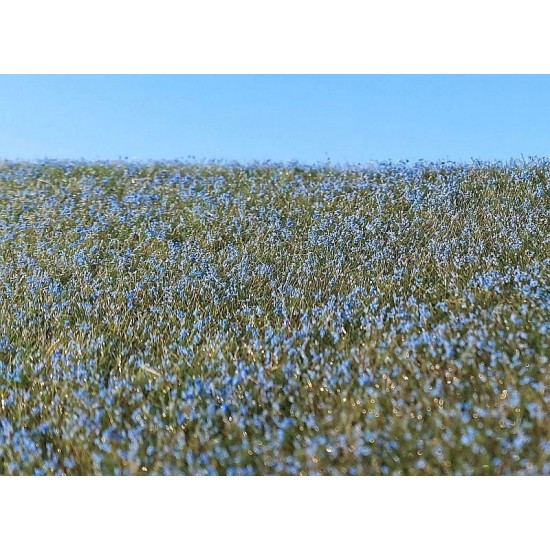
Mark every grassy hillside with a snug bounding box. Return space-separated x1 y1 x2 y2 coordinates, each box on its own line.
0 159 548 474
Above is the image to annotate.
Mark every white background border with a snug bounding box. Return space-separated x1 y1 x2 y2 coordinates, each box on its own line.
1 1 549 73
0 477 547 549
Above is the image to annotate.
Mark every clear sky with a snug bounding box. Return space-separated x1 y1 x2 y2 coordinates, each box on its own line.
1 75 549 165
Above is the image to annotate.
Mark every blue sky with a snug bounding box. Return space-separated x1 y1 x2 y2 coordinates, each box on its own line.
1 75 549 165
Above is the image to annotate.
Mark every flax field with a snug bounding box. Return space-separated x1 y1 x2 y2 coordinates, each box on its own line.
0 159 548 475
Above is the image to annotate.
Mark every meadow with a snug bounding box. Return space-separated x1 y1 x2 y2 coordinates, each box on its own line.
0 158 548 475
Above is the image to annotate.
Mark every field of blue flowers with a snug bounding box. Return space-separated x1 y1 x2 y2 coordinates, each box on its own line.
0 159 548 475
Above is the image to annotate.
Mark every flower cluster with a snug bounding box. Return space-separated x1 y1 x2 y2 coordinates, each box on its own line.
0 158 548 474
